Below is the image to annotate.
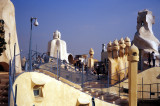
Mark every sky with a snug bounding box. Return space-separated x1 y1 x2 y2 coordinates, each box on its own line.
12 0 160 60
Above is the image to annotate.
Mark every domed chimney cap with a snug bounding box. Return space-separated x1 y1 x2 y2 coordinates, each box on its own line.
124 37 130 42
113 39 119 46
89 48 94 55
53 30 61 39
119 38 125 44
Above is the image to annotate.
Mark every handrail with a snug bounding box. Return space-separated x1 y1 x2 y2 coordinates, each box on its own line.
9 73 17 106
39 63 86 85
8 59 17 106
9 76 16 105
138 83 160 85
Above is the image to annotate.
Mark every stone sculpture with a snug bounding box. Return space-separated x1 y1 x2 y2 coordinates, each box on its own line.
128 44 139 106
89 48 94 58
47 30 69 62
107 37 131 85
125 37 131 55
0 0 21 72
119 38 126 57
133 9 160 56
88 48 98 71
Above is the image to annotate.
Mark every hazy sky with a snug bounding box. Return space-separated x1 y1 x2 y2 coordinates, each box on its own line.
12 0 160 60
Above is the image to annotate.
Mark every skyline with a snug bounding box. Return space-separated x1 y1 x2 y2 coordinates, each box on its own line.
12 0 160 60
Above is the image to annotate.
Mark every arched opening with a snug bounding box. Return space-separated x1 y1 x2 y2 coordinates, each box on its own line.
68 54 74 64
0 62 9 72
141 21 144 26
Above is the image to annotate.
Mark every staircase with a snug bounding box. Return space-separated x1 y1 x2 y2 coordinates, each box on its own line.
0 72 9 106
83 81 129 106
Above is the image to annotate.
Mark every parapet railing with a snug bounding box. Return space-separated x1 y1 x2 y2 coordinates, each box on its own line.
104 67 129 97
105 69 160 100
39 60 95 87
137 77 160 100
77 64 129 100
8 60 17 106
18 50 93 88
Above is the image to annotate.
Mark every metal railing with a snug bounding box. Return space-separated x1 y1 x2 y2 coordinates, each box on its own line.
39 59 95 87
8 48 39 106
8 60 17 106
12 49 87 88
138 77 160 100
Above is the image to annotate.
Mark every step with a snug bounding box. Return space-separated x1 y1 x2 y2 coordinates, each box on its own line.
103 94 120 102
115 98 128 106
0 96 8 103
0 72 9 75
0 90 8 94
0 103 8 106
0 91 8 97
91 92 102 98
0 76 9 79
0 85 8 90
0 79 9 85
84 81 99 85
0 73 9 79
82 87 90 92
89 84 106 88
0 90 8 96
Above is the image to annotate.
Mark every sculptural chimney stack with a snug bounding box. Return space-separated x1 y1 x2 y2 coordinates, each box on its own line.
128 44 139 106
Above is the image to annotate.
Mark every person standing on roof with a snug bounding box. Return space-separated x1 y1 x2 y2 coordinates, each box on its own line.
152 51 156 67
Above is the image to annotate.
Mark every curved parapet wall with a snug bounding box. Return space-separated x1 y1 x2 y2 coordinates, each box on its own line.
0 0 21 72
11 72 117 106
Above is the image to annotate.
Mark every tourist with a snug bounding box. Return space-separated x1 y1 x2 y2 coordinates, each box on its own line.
96 63 100 80
21 57 26 70
32 57 35 66
152 51 156 67
92 69 97 74
147 52 151 67
85 65 88 74
44 55 49 63
37 55 41 63
102 63 106 74
74 62 76 71
65 64 68 70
